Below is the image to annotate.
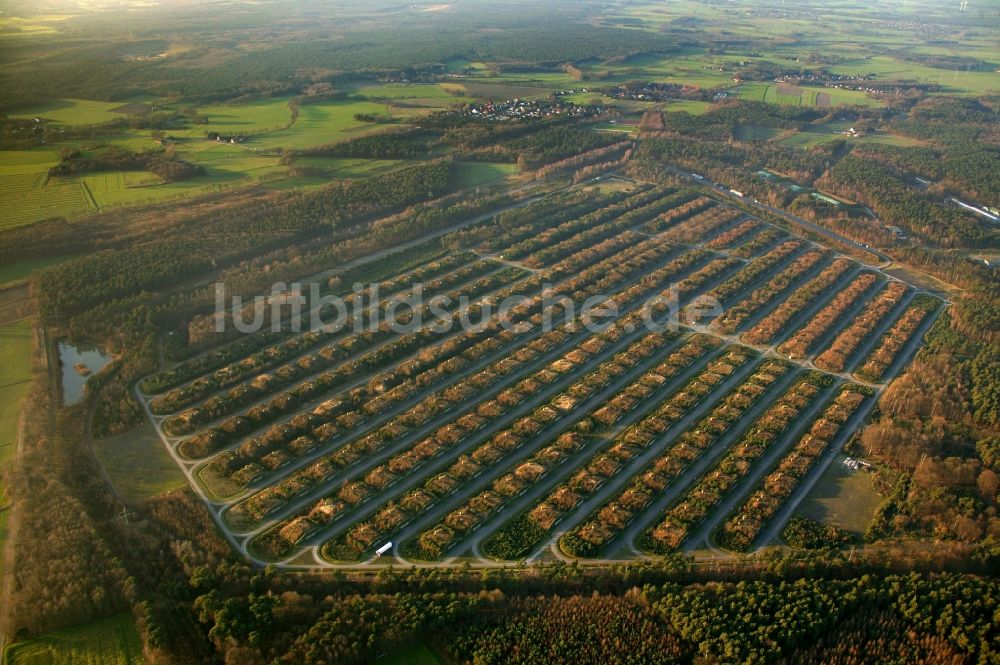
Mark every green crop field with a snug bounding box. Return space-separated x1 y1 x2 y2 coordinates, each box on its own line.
0 173 95 229
65 143 290 212
0 320 33 449
829 55 1000 96
0 14 64 35
738 83 770 103
81 171 161 196
350 82 471 104
778 120 927 149
0 256 75 287
0 93 437 225
254 100 392 150
449 161 517 190
10 98 124 125
738 82 882 108
191 97 294 136
456 80 562 99
92 421 185 504
0 149 60 176
664 99 713 115
594 121 638 134
0 319 33 579
5 614 144 665
733 124 785 141
605 52 734 88
444 57 489 73
292 156 408 178
57 129 159 154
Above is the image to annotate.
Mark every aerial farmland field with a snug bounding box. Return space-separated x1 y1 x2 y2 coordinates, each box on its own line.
737 83 883 108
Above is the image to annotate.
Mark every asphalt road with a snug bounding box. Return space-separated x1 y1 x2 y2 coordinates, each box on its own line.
658 164 891 266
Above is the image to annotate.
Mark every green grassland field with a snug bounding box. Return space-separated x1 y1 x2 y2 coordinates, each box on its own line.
4 614 143 665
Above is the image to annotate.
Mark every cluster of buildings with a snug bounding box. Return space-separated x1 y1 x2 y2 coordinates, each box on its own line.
206 132 246 144
774 72 875 86
605 81 695 101
459 98 599 121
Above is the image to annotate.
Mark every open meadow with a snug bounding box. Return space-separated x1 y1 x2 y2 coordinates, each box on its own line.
4 614 143 665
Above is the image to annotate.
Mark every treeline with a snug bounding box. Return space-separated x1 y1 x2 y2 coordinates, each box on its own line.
296 129 431 159
856 282 1000 544
4 393 131 637
636 132 829 184
860 143 1000 208
28 160 453 435
820 155 993 247
2 12 676 105
898 53 994 71
504 125 623 167
4 368 225 659
631 131 841 217
186 566 1000 665
443 594 687 665
436 117 620 167
34 160 452 321
657 101 831 141
651 574 999 664
50 146 205 183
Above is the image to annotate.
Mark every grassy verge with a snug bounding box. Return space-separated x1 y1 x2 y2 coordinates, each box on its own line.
91 420 185 504
4 614 143 665
0 256 78 287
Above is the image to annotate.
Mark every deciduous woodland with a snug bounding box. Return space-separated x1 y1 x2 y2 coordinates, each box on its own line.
1 0 999 662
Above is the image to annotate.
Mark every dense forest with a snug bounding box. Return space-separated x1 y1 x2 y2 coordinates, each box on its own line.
49 146 206 182
189 565 1000 664
0 7 683 109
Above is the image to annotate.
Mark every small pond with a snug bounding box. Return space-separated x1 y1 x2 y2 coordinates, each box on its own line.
59 341 112 405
